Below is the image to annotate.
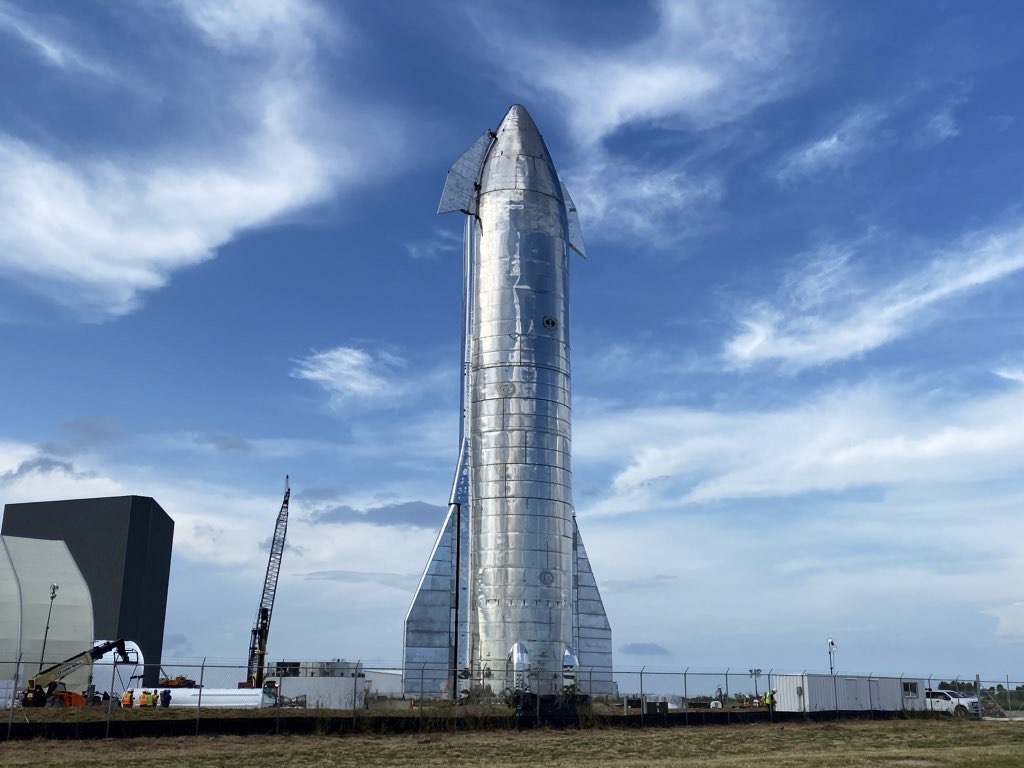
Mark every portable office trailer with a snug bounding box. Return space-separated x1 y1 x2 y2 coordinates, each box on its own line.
270 676 366 709
773 674 925 712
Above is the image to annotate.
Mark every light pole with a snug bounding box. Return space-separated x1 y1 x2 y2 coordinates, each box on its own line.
38 583 59 671
749 668 762 700
827 637 836 675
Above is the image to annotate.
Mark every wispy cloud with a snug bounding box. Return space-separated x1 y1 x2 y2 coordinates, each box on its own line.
724 223 1024 370
994 366 1024 384
291 346 408 410
575 376 1024 511
564 152 723 245
571 381 1024 652
620 642 672 657
309 500 446 529
776 85 969 183
405 227 461 260
0 1 115 79
476 0 803 146
470 0 804 245
776 105 887 183
0 1 404 319
909 84 970 150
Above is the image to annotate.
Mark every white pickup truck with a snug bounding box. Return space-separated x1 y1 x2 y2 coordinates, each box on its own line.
925 689 981 717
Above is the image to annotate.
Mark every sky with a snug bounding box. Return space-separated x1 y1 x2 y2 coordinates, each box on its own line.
1 0 1023 683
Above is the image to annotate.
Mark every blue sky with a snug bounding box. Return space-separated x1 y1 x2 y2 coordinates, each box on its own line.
1 0 1023 681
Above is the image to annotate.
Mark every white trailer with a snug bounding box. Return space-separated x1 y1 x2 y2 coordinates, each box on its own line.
270 676 366 710
364 670 403 696
772 674 926 713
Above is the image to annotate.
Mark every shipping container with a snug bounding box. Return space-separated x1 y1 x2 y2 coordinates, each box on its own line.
772 674 925 712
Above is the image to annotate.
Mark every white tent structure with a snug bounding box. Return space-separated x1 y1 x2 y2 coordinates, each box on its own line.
0 536 95 700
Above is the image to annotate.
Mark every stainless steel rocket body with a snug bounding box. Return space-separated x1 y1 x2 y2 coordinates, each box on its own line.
402 105 611 702
468 107 574 693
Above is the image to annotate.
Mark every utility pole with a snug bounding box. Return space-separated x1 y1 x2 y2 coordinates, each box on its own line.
38 583 59 671
749 668 762 699
827 637 837 675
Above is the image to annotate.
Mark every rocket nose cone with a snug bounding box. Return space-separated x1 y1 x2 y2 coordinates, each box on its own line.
495 104 550 161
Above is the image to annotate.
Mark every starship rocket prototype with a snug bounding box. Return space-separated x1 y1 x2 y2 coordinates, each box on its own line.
403 105 613 701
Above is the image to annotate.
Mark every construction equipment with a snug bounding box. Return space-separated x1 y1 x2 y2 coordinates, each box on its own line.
243 476 290 688
22 639 131 707
158 670 197 688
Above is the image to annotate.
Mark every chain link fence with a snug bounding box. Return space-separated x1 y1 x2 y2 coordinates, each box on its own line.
4 657 1023 739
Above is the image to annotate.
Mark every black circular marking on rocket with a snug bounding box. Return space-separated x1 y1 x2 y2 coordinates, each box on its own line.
499 383 515 396
542 316 558 330
538 570 554 585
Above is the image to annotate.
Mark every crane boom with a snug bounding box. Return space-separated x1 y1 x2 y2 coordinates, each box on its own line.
27 639 130 691
246 476 290 687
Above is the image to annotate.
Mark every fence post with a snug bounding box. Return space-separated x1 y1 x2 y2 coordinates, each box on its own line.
1007 676 1012 714
767 668 773 724
275 673 281 735
724 668 730 724
195 657 206 737
899 674 905 712
975 675 982 719
867 673 873 719
105 657 118 738
640 666 645 727
833 669 839 721
683 667 688 726
6 653 21 741
419 664 425 727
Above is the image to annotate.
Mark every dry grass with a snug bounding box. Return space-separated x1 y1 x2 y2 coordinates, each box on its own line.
1 720 1023 767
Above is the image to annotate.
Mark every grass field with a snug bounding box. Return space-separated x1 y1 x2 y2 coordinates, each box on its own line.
2 719 1022 767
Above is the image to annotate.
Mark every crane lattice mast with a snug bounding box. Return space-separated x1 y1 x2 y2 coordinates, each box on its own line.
247 476 290 687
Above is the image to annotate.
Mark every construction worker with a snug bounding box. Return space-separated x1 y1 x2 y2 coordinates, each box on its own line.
765 689 774 712
160 689 172 708
121 689 134 708
141 690 151 708
151 690 160 708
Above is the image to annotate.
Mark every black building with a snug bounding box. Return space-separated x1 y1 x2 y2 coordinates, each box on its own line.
1 496 174 686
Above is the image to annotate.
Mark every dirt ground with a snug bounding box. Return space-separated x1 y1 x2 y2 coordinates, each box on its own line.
2 719 1023 767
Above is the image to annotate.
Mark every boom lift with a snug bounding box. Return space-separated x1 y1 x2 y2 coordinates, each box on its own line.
243 476 290 688
22 639 131 707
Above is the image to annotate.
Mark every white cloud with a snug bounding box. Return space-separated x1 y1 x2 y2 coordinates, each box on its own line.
405 227 462 260
564 153 723 245
0 438 443 663
994 367 1024 384
776 106 887 183
477 0 803 147
915 108 960 148
724 223 1024 370
0 1 403 319
469 0 804 246
0 1 115 79
571 374 1024 658
176 0 331 50
575 376 1024 510
909 85 970 150
291 345 414 412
